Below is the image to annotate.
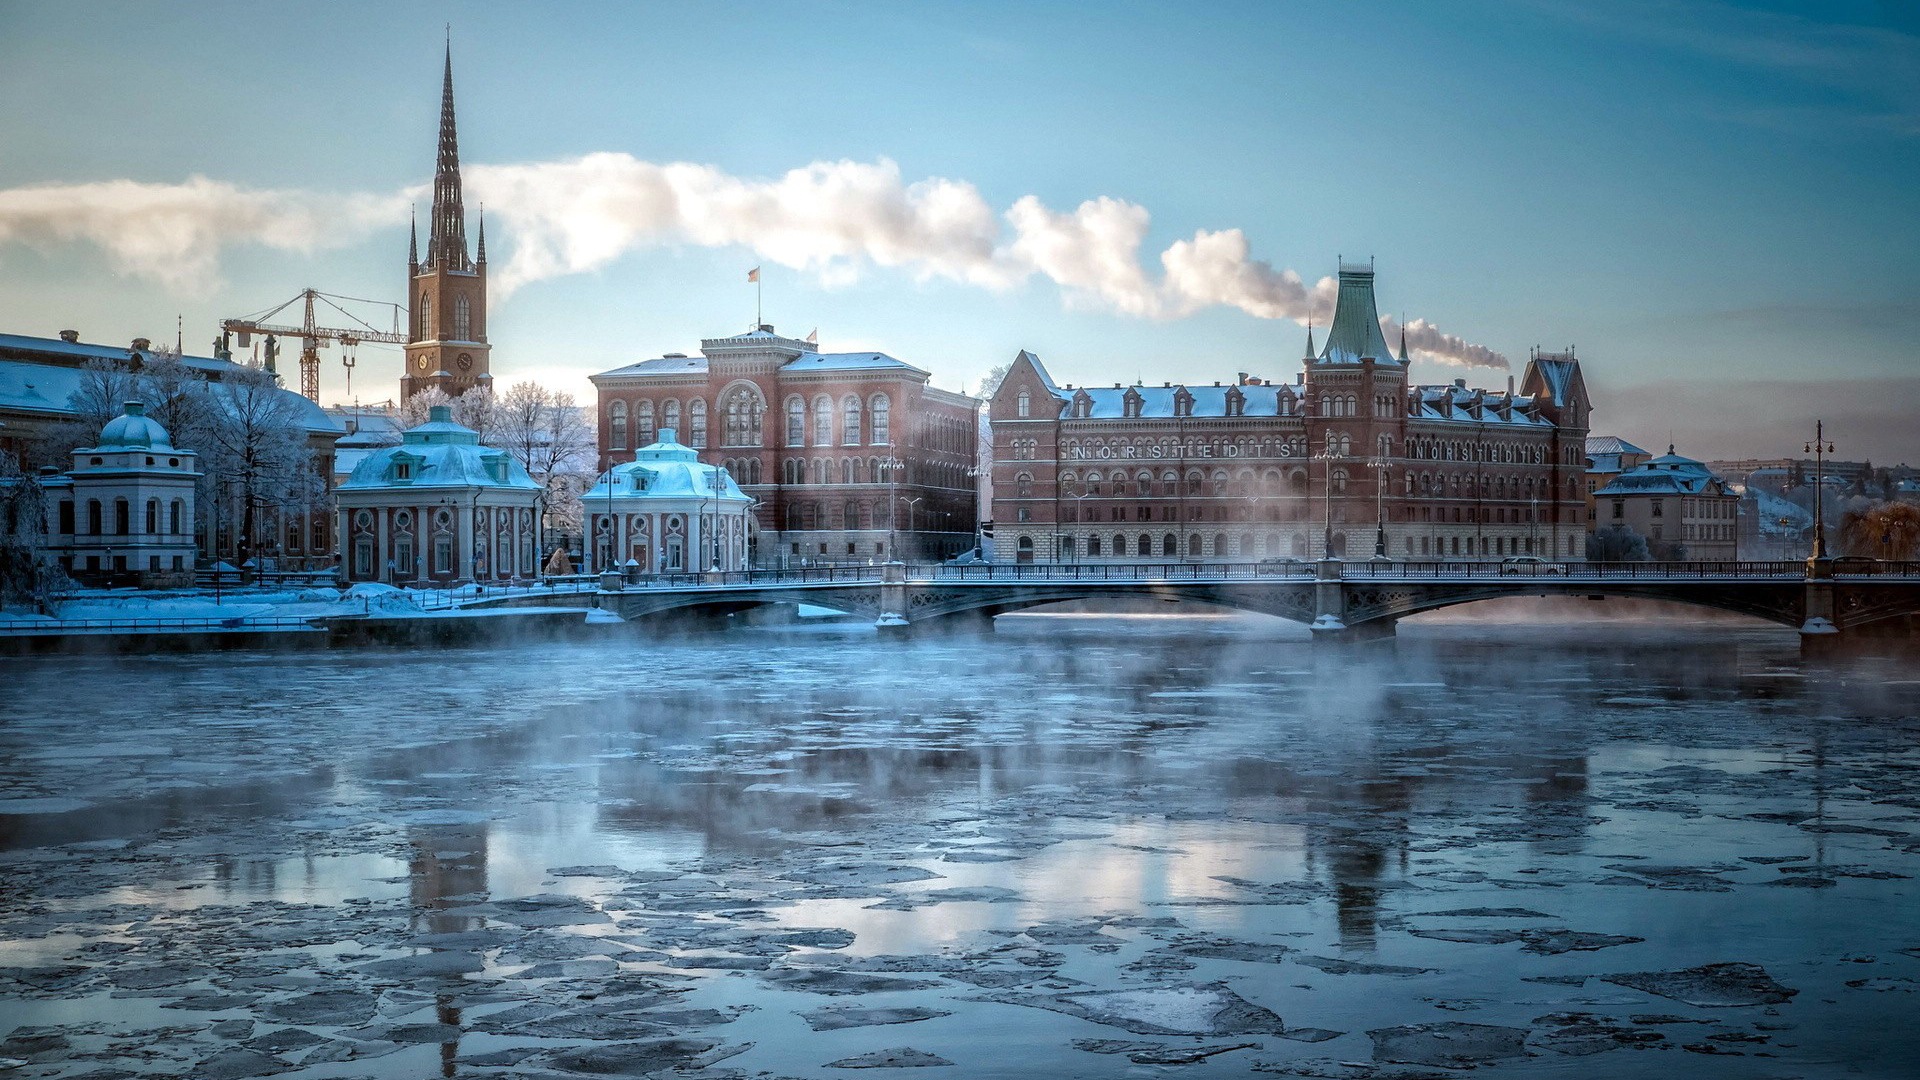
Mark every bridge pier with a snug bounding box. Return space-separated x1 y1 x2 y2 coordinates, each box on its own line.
876 562 910 633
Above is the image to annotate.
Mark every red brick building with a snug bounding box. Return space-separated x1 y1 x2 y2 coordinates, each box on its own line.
988 265 1592 563
590 325 978 565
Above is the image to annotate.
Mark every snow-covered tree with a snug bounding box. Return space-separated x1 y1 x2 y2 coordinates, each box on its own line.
399 385 498 442
1587 524 1650 562
0 451 68 612
205 368 325 569
494 381 594 540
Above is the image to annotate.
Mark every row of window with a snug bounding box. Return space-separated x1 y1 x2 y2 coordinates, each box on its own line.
779 456 971 489
1021 467 1577 502
417 291 473 341
1012 531 1579 560
783 394 892 448
608 397 712 450
58 497 187 537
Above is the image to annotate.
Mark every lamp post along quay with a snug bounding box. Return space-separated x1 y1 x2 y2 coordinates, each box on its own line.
1807 420 1836 573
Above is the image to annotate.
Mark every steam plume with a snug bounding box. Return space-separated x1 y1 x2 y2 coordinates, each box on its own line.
0 176 403 295
0 155 1506 368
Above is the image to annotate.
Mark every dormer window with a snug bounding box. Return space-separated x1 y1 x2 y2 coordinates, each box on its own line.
393 462 412 481
1074 390 1095 419
1121 389 1142 419
1173 390 1193 418
1225 387 1245 417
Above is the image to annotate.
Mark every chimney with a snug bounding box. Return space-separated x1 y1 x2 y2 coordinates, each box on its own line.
58 330 79 343
131 337 151 352
1508 375 1515 395
1454 378 1466 389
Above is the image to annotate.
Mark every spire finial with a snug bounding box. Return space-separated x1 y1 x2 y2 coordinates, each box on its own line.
475 204 486 264
408 204 418 266
1303 311 1316 361
1398 312 1408 363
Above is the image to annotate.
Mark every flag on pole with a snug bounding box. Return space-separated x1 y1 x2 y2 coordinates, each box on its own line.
805 328 818 344
747 267 760 282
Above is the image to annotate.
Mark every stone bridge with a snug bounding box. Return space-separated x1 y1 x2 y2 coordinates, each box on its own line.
588 560 1920 642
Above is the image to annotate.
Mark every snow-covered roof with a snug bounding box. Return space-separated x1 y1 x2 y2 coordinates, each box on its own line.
783 351 927 376
592 347 927 382
581 428 752 504
339 406 539 492
1409 385 1549 426
1586 434 1648 457
1595 448 1731 496
1737 485 1813 536
0 334 343 437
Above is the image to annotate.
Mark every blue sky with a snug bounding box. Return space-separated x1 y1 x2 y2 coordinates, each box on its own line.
1 1 1915 461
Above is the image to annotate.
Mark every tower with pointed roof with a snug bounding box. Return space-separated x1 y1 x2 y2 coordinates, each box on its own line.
402 42 492 403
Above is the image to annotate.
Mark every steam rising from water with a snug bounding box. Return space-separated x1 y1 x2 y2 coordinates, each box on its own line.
0 156 1505 368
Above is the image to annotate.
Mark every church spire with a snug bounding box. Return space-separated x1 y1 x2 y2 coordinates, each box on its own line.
407 204 418 269
475 206 486 264
1399 317 1409 363
427 38 470 271
1303 315 1315 361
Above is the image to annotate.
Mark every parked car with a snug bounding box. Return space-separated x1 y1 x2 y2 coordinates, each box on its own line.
1499 555 1566 575
1256 557 1309 575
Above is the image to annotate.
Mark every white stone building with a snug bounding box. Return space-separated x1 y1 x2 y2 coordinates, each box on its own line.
42 401 201 583
580 428 755 574
336 405 543 583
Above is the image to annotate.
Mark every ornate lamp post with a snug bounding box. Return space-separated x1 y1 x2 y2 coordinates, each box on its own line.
1315 446 1339 559
1806 420 1835 568
1367 456 1391 559
880 452 904 562
1070 490 1092 562
900 496 923 562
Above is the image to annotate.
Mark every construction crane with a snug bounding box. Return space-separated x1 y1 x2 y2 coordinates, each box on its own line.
220 289 407 403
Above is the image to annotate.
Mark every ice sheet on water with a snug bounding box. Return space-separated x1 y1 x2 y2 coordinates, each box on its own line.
1603 963 1798 1007
824 1046 954 1068
975 982 1285 1036
801 1005 951 1031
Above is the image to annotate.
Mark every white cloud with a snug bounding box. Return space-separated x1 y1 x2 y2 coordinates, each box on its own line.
0 176 403 295
0 155 1506 368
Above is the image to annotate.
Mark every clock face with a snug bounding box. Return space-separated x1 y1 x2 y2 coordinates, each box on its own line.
457 353 473 372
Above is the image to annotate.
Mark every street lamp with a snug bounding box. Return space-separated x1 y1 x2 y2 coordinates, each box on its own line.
1367 456 1391 559
1070 490 1092 563
880 452 904 562
1806 420 1835 565
1315 446 1339 559
900 496 923 562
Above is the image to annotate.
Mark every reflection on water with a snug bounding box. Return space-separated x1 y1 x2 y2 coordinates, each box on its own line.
0 613 1916 1077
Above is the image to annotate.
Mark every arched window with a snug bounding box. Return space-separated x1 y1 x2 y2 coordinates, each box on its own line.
663 399 681 437
1188 533 1203 557
722 385 763 446
1016 388 1030 418
1333 469 1348 494
869 394 890 445
1138 533 1153 557
170 500 183 534
635 401 655 445
1016 472 1033 498
453 294 471 341
842 396 862 445
1112 534 1128 557
786 396 807 447
689 398 708 447
420 290 432 336
608 401 628 450
85 500 101 536
813 396 834 446
114 498 129 536
145 499 159 534
1164 533 1179 557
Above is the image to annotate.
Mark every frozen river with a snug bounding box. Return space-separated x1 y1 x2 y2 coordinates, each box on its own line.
1 609 1917 1078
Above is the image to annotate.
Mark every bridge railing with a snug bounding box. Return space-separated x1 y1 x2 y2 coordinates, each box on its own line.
0 615 324 636
924 561 1313 582
1343 560 1809 580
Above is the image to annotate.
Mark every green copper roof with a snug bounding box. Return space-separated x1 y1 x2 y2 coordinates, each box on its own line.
1318 265 1402 366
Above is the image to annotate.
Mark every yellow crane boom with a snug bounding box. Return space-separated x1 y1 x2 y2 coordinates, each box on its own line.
221 288 407 402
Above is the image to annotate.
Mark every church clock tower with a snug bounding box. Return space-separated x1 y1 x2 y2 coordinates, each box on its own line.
402 43 492 403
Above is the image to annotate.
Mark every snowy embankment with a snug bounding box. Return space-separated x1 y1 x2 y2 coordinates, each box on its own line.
0 583 425 634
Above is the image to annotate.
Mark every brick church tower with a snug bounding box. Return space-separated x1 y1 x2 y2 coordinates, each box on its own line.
401 43 491 402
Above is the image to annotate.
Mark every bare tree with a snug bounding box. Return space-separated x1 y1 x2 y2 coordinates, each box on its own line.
206 368 324 570
1841 502 1920 560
